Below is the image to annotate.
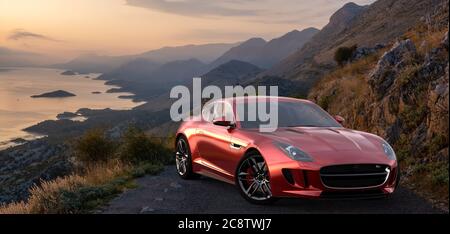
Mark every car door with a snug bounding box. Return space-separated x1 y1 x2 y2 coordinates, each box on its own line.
196 101 234 180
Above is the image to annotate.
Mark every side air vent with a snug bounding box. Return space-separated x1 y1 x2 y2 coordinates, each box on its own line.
282 169 295 185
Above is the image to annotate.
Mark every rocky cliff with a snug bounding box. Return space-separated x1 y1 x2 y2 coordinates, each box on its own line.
308 5 449 208
265 0 445 96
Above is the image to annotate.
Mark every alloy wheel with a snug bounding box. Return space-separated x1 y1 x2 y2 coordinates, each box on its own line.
237 154 272 201
175 139 189 176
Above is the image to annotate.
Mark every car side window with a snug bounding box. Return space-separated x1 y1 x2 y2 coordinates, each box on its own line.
212 102 223 120
223 102 234 122
202 102 215 122
202 101 235 123
214 101 234 121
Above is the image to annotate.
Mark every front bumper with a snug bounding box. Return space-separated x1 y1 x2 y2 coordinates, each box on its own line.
269 160 399 199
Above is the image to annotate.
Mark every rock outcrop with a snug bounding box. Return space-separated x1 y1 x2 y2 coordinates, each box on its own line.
264 0 445 96
308 13 448 208
368 39 417 99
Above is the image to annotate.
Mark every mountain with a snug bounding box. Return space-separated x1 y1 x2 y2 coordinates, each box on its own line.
308 1 448 206
135 60 265 112
261 28 320 67
0 47 49 67
52 54 130 74
210 28 319 69
209 38 267 68
202 60 263 86
138 43 238 64
264 2 368 78
146 58 207 85
102 58 208 100
101 58 207 84
264 0 441 95
97 58 161 81
53 43 238 74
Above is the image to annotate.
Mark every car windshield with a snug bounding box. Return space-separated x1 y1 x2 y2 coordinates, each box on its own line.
236 100 341 129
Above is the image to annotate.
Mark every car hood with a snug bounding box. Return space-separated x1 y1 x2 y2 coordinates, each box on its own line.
255 127 383 154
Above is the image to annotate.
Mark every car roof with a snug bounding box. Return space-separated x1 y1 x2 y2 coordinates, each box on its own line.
222 96 314 104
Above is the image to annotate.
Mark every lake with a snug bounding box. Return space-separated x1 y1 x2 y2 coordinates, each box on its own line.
0 67 142 149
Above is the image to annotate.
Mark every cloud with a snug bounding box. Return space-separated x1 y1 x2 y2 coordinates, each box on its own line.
7 29 61 42
126 0 260 16
126 0 375 26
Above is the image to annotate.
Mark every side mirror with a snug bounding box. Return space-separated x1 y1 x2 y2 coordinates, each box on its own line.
213 117 236 128
334 115 345 125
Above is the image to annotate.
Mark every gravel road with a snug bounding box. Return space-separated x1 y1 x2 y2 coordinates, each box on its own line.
103 166 445 214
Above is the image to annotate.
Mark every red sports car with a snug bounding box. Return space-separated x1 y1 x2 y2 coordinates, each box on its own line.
175 96 399 204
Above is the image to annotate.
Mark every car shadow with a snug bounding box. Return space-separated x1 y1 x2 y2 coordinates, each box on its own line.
193 174 442 214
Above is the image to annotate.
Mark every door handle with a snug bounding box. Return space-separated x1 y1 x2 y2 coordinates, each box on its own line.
230 143 242 150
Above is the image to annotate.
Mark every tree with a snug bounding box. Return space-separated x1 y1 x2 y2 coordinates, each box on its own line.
74 128 115 164
334 44 357 67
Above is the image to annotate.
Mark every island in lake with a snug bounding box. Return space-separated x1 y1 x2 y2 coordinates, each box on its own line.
61 70 77 76
56 111 80 120
31 90 76 98
92 91 102 94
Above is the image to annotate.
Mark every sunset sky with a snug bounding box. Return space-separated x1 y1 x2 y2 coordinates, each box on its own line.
0 0 374 60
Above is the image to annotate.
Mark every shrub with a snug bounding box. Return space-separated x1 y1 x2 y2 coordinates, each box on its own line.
118 127 171 164
431 164 449 186
334 44 357 67
0 174 87 214
400 105 427 130
0 126 173 214
318 94 334 110
0 161 129 214
74 128 115 164
428 134 448 154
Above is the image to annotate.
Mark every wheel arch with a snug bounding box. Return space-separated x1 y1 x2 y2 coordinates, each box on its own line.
175 133 186 147
243 147 262 157
235 147 265 175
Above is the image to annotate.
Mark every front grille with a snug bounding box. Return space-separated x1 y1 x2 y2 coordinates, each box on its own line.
320 164 390 189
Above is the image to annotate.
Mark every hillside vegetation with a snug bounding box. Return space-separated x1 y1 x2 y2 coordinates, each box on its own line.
308 5 449 208
266 0 445 96
0 127 172 214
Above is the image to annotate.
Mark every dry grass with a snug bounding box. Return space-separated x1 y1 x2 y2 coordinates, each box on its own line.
309 50 384 111
405 26 448 56
0 160 129 214
309 20 449 209
82 160 129 185
316 50 384 86
0 127 171 214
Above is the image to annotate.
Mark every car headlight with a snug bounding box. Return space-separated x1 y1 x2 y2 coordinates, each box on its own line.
382 141 396 160
274 142 313 162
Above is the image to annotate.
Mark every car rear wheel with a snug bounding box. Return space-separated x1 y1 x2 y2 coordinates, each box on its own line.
175 136 198 179
236 152 277 205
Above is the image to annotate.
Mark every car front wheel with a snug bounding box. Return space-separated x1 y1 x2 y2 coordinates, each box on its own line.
236 152 276 205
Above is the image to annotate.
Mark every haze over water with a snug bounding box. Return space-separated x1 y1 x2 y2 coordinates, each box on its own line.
0 67 142 149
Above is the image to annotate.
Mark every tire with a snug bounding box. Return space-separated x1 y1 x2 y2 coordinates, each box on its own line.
175 136 199 179
235 151 277 205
